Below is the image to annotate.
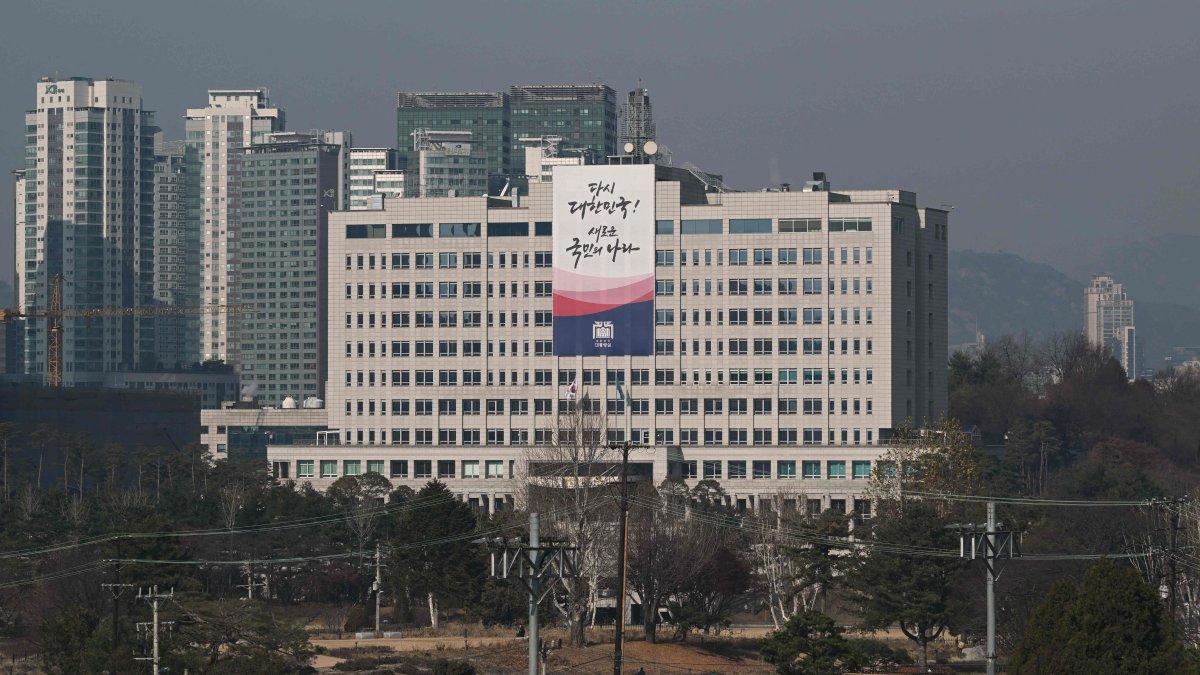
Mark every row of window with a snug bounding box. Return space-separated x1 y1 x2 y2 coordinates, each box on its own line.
345 251 549 271
333 425 876 447
655 277 874 296
342 336 875 359
341 247 878 272
292 456 879 481
655 307 874 326
338 305 878 330
344 396 874 416
655 247 873 267
343 278 877 302
345 222 553 240
339 366 877 386
655 218 872 236
342 218 875 243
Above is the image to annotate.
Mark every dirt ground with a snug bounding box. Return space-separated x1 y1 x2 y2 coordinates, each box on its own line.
313 629 774 674
310 625 970 674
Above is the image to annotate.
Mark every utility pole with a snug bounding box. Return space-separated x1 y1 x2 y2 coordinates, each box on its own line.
135 586 174 675
528 513 540 675
1159 497 1185 636
480 512 578 675
608 440 636 675
374 542 383 637
986 502 996 675
952 503 1021 675
100 576 132 673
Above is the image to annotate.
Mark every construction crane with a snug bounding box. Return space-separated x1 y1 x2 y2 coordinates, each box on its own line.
0 273 251 387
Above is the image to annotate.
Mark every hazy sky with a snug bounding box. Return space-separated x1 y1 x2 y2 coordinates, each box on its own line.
4 0 1199 278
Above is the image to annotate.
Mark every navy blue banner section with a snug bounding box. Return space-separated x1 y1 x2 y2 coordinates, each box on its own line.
553 300 654 356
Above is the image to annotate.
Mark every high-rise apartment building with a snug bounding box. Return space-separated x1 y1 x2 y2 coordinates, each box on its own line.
509 84 617 174
18 77 158 385
233 131 349 405
264 167 949 514
1085 274 1137 379
348 148 397 210
185 88 285 363
396 92 510 181
151 139 198 368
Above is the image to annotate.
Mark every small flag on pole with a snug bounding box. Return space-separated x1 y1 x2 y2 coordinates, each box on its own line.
615 383 626 402
566 381 578 400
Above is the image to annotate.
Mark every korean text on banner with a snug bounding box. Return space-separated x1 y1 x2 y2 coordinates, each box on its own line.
552 165 656 356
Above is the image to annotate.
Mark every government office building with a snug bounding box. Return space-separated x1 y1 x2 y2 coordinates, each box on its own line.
265 165 948 515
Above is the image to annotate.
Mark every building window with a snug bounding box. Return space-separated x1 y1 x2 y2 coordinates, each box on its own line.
390 460 408 478
703 460 722 480
780 218 821 233
489 221 529 237
297 460 314 478
728 461 747 479
752 461 771 479
681 219 722 235
802 461 821 479
729 218 771 234
439 222 480 237
414 460 432 479
319 460 337 478
829 218 872 232
852 461 872 479
827 461 846 479
778 461 797 479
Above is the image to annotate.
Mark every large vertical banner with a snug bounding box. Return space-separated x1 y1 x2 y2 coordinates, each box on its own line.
553 165 655 356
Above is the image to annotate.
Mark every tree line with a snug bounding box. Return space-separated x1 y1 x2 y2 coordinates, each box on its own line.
5 333 1200 672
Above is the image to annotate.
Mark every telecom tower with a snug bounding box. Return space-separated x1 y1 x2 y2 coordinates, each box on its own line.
619 83 657 163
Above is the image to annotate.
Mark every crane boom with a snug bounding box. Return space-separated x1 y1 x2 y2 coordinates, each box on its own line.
0 274 252 387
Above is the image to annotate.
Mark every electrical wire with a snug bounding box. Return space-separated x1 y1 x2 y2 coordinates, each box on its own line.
899 490 1151 507
0 491 460 560
0 498 606 589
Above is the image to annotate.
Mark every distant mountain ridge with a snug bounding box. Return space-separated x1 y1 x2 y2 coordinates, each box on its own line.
1073 234 1200 313
949 248 1200 372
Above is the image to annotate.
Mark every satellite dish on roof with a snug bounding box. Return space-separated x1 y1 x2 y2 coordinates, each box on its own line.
643 140 658 156
623 142 635 154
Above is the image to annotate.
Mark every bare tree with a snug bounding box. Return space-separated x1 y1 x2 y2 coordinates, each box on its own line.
523 393 617 647
991 334 1035 379
218 480 247 531
744 490 853 629
626 480 719 642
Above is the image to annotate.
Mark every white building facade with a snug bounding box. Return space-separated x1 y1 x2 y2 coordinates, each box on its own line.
232 131 349 406
265 166 948 513
18 77 158 385
348 148 398 210
1085 274 1137 379
185 88 284 363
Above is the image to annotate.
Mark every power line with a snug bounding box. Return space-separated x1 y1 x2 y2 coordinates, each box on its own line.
0 491 459 560
0 500 600 590
900 490 1151 507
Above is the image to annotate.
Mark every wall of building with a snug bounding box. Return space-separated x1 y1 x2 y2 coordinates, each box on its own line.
21 77 157 385
268 167 947 507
